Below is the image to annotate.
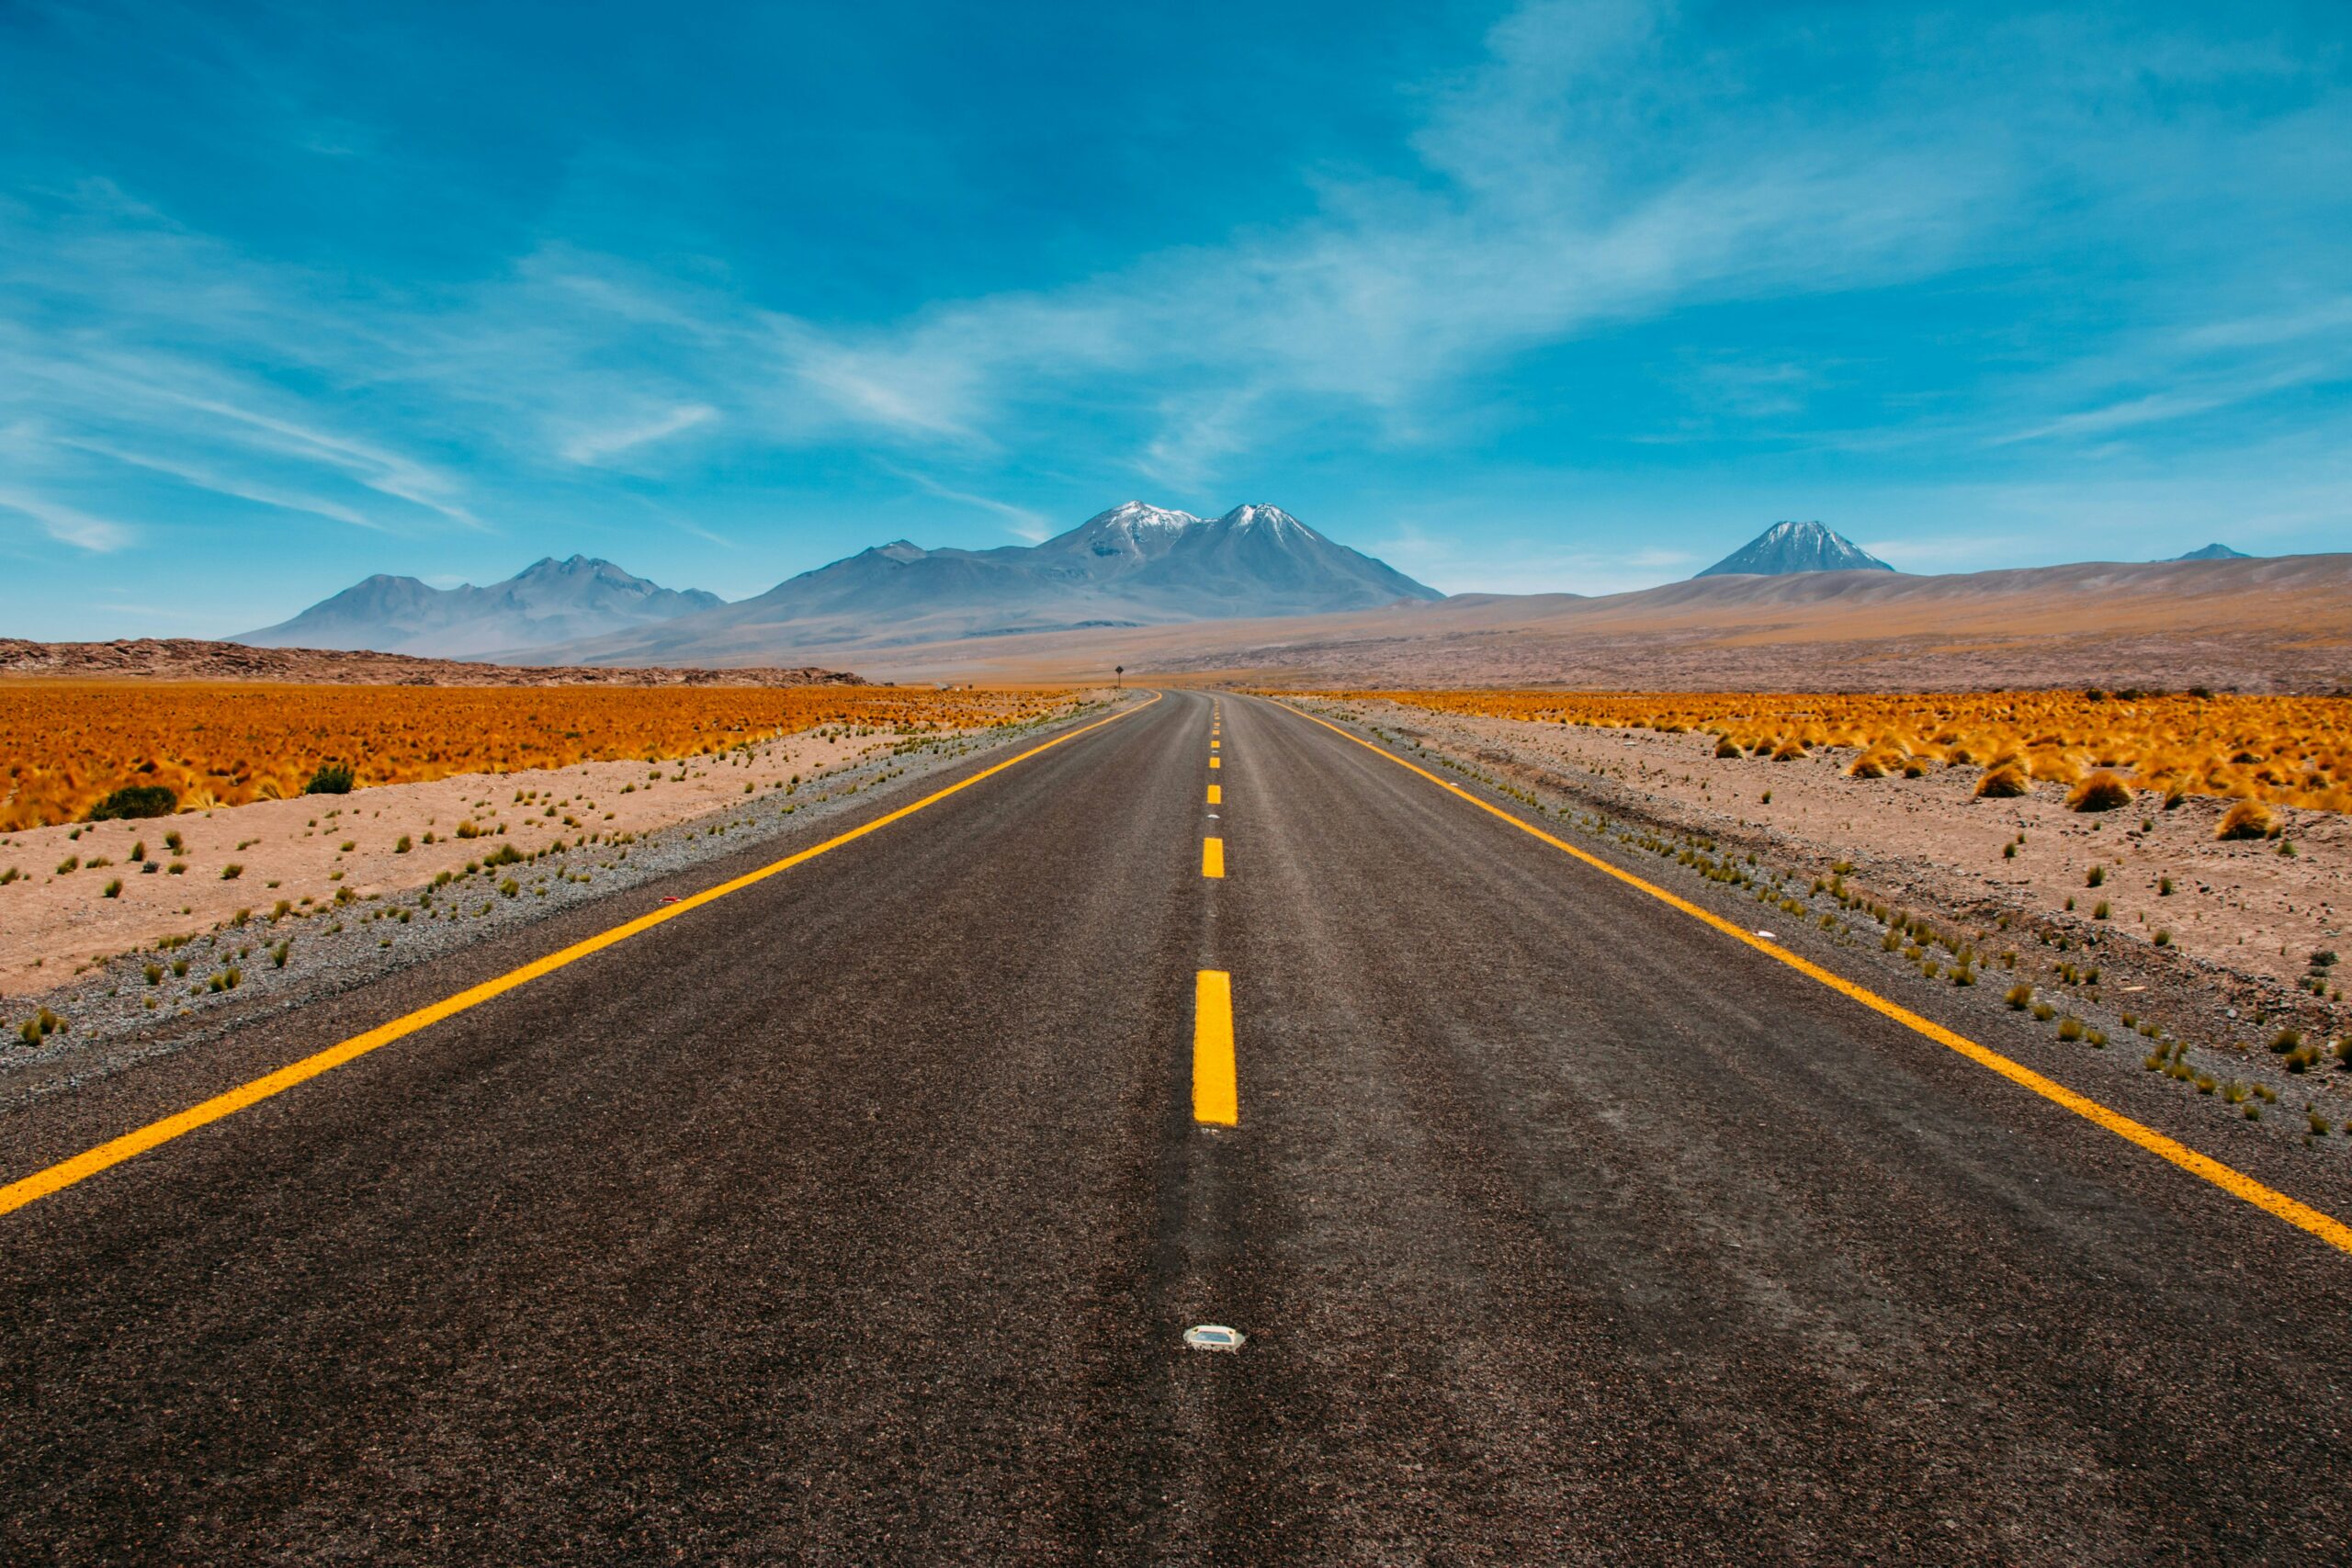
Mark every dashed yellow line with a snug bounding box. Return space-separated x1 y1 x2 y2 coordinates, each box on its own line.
1 694 1166 1220
1203 838 1226 879
1193 969 1237 1125
1272 698 2352 1258
1209 757 1221 771
1207 784 1222 805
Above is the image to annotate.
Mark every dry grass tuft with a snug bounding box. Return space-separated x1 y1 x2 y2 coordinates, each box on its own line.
2067 771 2133 812
2215 800 2277 840
1975 766 2031 799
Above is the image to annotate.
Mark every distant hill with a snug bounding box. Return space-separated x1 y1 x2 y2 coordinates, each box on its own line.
2171 543 2253 561
240 556 724 658
0 637 857 687
731 552 2352 695
536 502 1441 664
1696 522 1896 578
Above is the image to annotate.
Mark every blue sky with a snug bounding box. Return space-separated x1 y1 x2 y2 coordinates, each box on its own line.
3 0 2348 637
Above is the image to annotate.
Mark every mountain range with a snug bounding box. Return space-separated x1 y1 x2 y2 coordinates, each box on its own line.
541 502 1442 664
241 502 1441 663
241 555 723 658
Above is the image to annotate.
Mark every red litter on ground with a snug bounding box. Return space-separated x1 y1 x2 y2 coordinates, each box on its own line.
660 896 681 904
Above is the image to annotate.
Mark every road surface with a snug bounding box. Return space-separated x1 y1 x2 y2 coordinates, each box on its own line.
5 689 2348 1563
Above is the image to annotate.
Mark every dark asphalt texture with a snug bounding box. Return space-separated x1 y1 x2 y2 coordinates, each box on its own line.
4 689 2349 1564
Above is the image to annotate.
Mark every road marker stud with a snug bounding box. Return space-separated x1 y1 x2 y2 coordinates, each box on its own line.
1272 698 2352 1259
1182 1324 1244 1352
1 694 1165 1220
1202 838 1226 878
1193 969 1237 1125
1207 784 1221 805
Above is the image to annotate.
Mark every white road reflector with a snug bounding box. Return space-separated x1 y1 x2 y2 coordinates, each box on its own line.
1183 1324 1245 1353
1755 930 1776 940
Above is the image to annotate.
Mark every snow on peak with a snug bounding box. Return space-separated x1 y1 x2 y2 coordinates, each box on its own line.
1090 501 1200 536
1219 503 1312 536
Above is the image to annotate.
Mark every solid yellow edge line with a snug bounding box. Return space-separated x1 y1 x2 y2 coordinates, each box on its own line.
1202 838 1226 878
1 693 1164 1219
1271 698 2352 1258
1193 969 1238 1125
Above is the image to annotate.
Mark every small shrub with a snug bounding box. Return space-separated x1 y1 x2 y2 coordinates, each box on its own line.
2154 929 2172 947
2270 1028 2304 1054
394 835 413 854
2093 900 2110 920
305 761 356 795
55 855 78 874
86 784 177 820
2068 771 2132 812
455 819 482 840
499 877 520 897
2086 864 2106 887
103 878 122 898
1975 767 2030 799
2031 1001 2057 1021
2056 1016 2085 1042
1714 737 1741 758
2215 800 2275 840
220 863 243 880
2005 984 2033 1010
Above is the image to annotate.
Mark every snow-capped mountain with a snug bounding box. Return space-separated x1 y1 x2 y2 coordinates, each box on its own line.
1695 522 1897 578
239 556 724 658
533 502 1442 663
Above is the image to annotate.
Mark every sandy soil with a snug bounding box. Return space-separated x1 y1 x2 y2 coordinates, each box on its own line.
1321 699 2347 990
0 702 1091 997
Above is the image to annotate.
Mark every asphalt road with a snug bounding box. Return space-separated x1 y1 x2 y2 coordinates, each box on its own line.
5 688 2349 1563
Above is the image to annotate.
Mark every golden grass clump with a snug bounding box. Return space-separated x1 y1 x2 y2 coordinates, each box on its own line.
0 682 1077 830
1290 688 2352 819
1975 766 2031 798
2215 800 2277 840
2067 771 2134 812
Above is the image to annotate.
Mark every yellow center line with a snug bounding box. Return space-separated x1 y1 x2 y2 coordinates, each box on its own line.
1207 784 1221 805
1 693 1166 1220
1211 739 1219 750
1193 969 1237 1125
1202 837 1226 879
1209 757 1221 770
1271 698 2352 1258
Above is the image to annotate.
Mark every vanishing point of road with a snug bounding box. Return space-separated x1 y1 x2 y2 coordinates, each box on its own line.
5 690 2349 1563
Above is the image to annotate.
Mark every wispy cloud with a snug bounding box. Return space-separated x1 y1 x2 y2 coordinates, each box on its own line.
877 462 1054 541
62 436 386 530
0 488 133 552
560 403 717 465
